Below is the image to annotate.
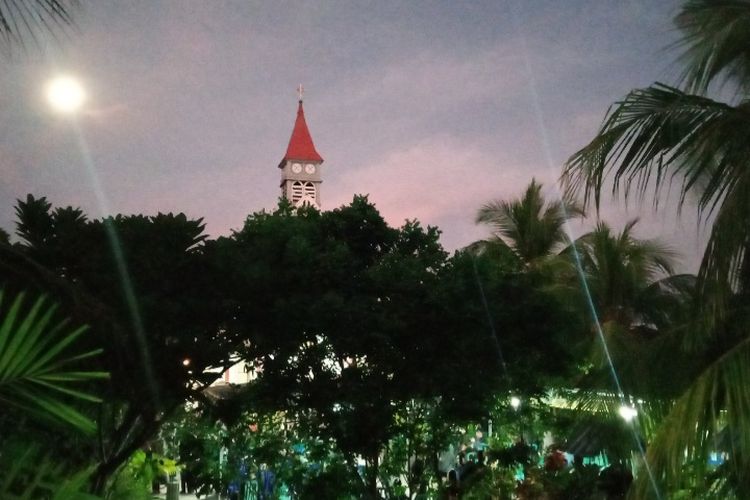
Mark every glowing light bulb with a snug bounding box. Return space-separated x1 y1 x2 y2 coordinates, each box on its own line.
510 396 521 410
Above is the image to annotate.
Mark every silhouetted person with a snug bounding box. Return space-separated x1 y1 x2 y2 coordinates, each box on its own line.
447 469 459 500
598 464 633 499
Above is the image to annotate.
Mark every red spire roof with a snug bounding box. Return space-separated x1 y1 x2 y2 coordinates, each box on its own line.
280 100 323 165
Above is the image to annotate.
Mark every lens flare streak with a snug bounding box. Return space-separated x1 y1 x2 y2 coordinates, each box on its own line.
510 2 661 497
69 119 160 408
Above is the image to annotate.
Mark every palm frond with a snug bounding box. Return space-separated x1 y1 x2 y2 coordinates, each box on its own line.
0 289 108 435
565 390 667 461
698 171 750 304
476 179 584 264
562 83 745 214
633 336 750 498
0 444 100 499
0 0 77 51
570 219 680 320
675 0 750 95
636 273 697 331
562 84 750 300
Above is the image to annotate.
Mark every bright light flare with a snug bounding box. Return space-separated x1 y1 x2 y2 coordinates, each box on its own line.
510 396 521 410
46 75 86 113
618 405 638 422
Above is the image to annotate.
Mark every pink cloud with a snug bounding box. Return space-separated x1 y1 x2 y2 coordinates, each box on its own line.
326 136 535 231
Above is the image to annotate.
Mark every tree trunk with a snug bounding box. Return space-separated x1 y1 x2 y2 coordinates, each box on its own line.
365 453 380 499
90 412 160 493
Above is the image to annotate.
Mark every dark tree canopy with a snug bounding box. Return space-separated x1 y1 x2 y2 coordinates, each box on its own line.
211 196 580 466
0 194 582 495
1 194 238 488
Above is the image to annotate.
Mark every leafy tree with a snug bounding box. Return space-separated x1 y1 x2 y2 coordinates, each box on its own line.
2 195 240 491
562 1 750 496
210 197 452 496
210 196 581 497
0 193 588 497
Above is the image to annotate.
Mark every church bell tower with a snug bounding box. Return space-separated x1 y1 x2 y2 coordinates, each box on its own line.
279 86 324 208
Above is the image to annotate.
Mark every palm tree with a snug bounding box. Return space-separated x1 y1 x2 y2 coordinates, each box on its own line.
562 1 750 496
563 0 750 307
572 219 682 330
569 220 696 391
563 222 703 497
475 179 584 266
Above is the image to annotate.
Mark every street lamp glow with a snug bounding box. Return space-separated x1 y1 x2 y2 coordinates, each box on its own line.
618 405 638 422
510 396 521 410
46 75 86 113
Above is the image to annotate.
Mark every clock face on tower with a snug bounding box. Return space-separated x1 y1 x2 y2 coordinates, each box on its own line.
291 163 302 174
305 163 316 174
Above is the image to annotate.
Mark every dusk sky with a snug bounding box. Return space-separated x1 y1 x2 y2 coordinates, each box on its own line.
0 0 708 271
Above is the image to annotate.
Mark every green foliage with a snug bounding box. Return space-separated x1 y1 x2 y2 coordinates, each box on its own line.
634 336 750 497
209 195 580 499
475 179 584 266
4 194 237 489
299 463 363 499
562 1 750 497
461 466 516 500
675 0 750 95
106 450 178 500
0 193 614 497
165 406 365 499
217 197 453 458
0 440 101 500
0 289 108 434
0 287 107 499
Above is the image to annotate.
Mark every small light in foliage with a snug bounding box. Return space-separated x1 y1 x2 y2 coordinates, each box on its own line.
618 405 638 422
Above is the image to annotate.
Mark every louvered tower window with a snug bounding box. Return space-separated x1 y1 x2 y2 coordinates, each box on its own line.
291 181 303 203
304 182 315 200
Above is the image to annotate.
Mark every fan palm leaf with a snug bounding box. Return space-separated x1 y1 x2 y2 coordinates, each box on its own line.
0 289 108 435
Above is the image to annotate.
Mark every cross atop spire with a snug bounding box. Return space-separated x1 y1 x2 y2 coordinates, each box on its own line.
297 84 304 102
